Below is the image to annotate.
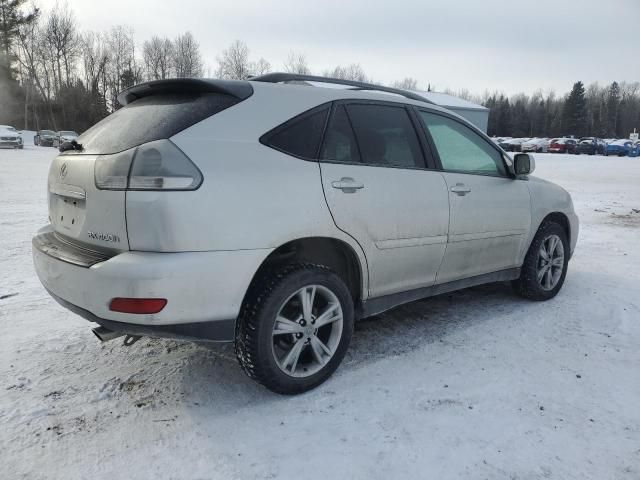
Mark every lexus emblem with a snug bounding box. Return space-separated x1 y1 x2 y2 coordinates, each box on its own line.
59 162 68 179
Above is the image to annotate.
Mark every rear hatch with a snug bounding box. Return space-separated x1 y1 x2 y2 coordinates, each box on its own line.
48 153 128 253
46 78 253 254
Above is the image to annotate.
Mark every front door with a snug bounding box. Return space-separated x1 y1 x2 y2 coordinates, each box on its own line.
417 110 531 284
319 102 450 297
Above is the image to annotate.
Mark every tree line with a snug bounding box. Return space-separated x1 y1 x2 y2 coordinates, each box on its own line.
478 81 640 139
1 0 639 138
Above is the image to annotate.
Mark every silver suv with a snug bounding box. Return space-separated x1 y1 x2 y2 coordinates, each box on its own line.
33 74 579 394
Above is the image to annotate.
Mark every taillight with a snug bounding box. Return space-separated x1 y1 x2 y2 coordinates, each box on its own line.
95 139 202 191
109 298 167 314
95 150 134 190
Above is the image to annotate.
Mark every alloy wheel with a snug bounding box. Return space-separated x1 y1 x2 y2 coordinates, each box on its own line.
537 234 565 291
271 285 343 378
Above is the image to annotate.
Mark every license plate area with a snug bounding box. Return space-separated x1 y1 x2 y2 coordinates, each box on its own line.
49 185 87 237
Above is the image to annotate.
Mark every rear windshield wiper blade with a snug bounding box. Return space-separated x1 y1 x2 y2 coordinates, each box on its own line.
60 140 83 152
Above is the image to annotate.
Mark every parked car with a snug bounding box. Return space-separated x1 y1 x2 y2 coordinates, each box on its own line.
32 74 579 394
52 130 79 149
491 136 511 146
548 138 578 154
576 137 605 155
605 139 633 156
500 138 529 152
521 138 549 153
0 125 23 149
34 130 57 147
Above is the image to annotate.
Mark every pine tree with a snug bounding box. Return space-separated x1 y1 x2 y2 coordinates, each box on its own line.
496 95 512 136
511 97 529 137
606 81 620 137
562 81 588 136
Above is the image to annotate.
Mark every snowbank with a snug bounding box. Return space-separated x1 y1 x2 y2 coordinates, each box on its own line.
1 150 639 479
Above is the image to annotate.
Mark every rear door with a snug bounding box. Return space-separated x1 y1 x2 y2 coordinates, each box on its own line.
319 101 449 298
416 109 531 284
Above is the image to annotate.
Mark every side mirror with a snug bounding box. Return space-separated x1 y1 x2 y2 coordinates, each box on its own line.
514 153 535 175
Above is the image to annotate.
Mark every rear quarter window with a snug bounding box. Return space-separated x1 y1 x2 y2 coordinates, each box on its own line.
262 106 330 159
76 93 240 154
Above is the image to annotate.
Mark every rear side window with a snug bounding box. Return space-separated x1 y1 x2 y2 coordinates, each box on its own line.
345 104 423 168
265 107 329 159
320 105 361 164
77 93 240 154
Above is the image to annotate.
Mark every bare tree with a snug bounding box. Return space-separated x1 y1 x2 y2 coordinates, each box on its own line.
323 63 368 82
392 77 418 90
283 51 310 75
106 25 137 108
250 57 271 76
143 35 173 80
42 2 78 89
172 32 202 78
81 31 108 91
15 10 58 128
216 40 250 80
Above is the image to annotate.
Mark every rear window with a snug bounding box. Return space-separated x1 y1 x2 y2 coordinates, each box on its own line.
76 93 240 154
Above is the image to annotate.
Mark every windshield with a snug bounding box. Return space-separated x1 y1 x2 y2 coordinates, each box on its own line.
60 131 78 136
41 130 55 135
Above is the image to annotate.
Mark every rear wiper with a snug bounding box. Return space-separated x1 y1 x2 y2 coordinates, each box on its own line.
60 140 83 153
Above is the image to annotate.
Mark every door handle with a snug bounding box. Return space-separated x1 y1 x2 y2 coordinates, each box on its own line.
332 177 365 193
450 183 471 196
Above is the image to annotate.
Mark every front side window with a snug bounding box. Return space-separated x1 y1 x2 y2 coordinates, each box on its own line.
345 104 423 168
266 107 329 159
419 111 506 176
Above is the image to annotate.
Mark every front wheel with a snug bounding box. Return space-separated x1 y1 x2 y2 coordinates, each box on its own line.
513 221 569 301
235 264 354 394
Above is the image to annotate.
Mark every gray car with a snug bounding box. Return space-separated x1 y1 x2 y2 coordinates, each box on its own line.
33 74 579 394
0 125 23 149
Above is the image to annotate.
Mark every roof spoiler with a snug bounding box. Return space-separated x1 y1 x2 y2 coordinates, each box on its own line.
117 78 254 106
251 72 434 105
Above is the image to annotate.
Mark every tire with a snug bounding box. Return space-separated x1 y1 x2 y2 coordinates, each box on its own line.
512 221 569 301
235 263 354 394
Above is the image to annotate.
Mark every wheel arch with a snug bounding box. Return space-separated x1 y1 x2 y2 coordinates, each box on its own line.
241 236 367 314
540 211 571 242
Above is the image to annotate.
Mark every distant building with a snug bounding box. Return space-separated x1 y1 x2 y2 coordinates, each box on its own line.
417 91 489 133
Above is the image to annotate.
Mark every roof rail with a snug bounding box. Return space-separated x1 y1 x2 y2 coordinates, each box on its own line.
251 72 434 104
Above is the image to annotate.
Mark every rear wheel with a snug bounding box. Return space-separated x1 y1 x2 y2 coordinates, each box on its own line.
235 264 354 394
513 221 569 301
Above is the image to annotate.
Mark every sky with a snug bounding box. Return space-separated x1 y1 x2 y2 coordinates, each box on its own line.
38 0 640 96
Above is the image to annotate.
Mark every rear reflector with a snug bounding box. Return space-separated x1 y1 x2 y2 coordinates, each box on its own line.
109 298 167 314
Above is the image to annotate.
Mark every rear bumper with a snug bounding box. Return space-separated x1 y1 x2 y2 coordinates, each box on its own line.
48 290 236 342
33 225 272 341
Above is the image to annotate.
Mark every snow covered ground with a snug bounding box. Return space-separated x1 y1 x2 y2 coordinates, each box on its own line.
1 146 639 480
